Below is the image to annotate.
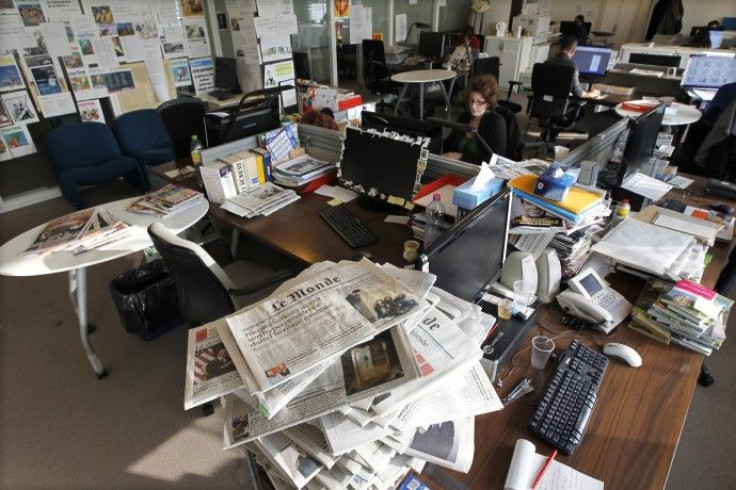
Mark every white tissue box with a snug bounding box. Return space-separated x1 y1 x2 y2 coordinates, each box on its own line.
452 176 504 210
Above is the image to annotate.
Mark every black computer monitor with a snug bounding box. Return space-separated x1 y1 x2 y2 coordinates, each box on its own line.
339 127 423 202
620 104 665 181
207 95 280 145
416 188 511 302
560 21 591 37
681 55 736 89
572 46 613 76
417 31 445 59
213 57 240 93
361 111 443 154
628 53 681 68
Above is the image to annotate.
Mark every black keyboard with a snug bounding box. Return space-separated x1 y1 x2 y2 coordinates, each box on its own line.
319 206 379 248
207 89 236 100
529 340 608 455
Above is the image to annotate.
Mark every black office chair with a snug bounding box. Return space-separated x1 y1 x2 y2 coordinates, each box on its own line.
157 97 208 159
472 57 523 114
526 63 586 155
362 39 403 114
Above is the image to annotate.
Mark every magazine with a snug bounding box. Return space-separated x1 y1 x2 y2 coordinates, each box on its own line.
24 208 96 255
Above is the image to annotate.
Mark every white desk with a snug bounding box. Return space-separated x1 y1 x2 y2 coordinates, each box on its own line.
391 69 456 120
0 196 208 378
614 99 702 126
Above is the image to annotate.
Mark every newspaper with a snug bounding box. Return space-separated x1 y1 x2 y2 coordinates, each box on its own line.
222 324 420 446
283 423 340 469
403 417 476 473
184 325 243 410
254 431 324 489
320 412 396 456
311 462 353 490
225 259 432 393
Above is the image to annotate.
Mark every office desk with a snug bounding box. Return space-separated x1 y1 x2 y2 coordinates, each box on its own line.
0 196 208 378
391 69 456 120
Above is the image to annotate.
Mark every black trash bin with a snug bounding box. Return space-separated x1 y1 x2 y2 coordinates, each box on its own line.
109 259 182 340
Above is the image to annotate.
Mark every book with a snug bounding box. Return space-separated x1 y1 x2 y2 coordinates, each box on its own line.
200 162 238 204
504 439 603 490
508 174 604 217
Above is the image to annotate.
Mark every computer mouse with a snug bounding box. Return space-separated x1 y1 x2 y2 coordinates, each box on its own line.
603 343 642 368
709 203 735 217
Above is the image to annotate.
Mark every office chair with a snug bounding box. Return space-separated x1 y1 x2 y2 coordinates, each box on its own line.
362 39 403 114
113 109 175 167
157 97 207 159
526 63 586 156
472 57 523 115
45 122 151 209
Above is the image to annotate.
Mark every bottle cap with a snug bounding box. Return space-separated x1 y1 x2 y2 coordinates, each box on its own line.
432 193 441 201
622 198 629 204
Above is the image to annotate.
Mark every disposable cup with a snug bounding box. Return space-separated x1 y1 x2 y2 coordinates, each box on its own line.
403 240 420 262
497 298 513 320
531 336 555 369
513 280 533 313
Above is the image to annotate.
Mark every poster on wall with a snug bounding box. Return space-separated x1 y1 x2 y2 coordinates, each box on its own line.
334 0 349 19
91 5 117 36
169 57 192 87
0 98 12 128
16 1 47 27
1 124 36 158
179 0 204 17
77 99 105 123
0 54 25 92
259 33 292 63
183 17 210 58
188 56 213 94
263 60 294 87
1 90 39 124
45 0 83 21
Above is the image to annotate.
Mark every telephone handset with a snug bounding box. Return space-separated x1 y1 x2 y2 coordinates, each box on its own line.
556 290 614 330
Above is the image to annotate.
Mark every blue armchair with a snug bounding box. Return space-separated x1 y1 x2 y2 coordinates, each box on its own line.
113 109 176 167
45 122 151 209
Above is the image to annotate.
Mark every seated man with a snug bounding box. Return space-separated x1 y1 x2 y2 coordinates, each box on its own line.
704 81 736 125
543 36 600 99
573 15 589 45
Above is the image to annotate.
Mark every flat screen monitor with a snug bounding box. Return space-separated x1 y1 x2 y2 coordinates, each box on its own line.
416 188 511 302
620 104 665 181
628 53 681 68
213 57 240 92
681 55 736 89
572 46 613 76
418 31 445 59
339 127 422 202
361 111 443 154
559 21 591 37
709 30 724 49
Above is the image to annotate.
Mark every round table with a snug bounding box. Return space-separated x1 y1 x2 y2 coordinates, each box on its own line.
390 69 457 120
614 99 702 126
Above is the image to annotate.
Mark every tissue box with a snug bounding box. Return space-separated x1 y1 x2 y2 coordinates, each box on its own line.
453 176 505 210
534 164 579 202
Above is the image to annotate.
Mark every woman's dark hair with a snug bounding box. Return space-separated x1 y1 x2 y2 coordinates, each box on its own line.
575 14 585 23
462 74 499 110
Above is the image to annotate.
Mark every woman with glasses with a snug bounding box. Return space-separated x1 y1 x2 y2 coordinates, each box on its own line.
443 75 507 164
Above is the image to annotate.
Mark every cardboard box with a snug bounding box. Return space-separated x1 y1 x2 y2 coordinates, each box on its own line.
452 176 504 211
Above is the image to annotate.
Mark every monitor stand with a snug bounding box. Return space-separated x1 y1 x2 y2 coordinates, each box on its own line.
356 194 408 215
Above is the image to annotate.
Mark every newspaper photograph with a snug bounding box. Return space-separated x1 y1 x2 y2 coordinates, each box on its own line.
255 431 324 489
184 325 243 409
403 417 475 473
283 423 340 469
225 259 432 393
223 325 420 446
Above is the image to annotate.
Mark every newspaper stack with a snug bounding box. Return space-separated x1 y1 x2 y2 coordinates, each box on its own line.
184 259 504 489
221 182 300 218
272 154 338 189
24 207 131 256
127 184 204 218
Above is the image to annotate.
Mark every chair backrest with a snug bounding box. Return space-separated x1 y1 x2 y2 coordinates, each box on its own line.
113 109 173 155
148 222 236 325
157 97 207 159
530 63 576 121
473 56 500 80
494 104 523 161
362 40 389 84
45 122 123 172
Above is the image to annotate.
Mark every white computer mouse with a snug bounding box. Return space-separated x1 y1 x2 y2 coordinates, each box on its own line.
603 343 642 368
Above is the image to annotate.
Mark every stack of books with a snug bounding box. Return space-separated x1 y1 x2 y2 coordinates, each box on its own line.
127 184 204 218
272 154 337 190
183 260 503 489
548 227 599 279
24 207 131 256
630 278 732 355
221 182 300 218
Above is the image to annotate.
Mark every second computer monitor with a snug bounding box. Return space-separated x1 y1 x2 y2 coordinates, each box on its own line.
572 46 613 76
681 55 736 89
214 57 240 93
417 31 445 59
361 111 443 154
620 104 665 181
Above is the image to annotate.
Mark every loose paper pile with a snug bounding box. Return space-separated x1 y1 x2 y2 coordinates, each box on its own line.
127 184 204 218
184 259 503 489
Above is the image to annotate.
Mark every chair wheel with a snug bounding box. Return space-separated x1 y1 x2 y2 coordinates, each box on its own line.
202 402 215 416
698 365 714 387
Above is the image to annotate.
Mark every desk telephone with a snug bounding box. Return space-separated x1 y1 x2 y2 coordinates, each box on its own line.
556 268 632 334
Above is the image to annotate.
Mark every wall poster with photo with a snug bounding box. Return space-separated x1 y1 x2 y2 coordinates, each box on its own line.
0 55 26 93
77 99 105 124
1 90 39 124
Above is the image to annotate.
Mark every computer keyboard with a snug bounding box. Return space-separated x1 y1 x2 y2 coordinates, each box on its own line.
207 89 236 100
319 206 379 248
529 340 609 455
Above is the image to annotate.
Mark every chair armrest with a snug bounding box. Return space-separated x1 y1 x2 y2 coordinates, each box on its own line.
507 80 523 100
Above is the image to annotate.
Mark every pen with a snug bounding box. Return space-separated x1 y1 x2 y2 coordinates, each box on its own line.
531 449 557 490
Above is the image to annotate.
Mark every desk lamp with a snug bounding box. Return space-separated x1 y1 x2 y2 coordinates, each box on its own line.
425 117 494 159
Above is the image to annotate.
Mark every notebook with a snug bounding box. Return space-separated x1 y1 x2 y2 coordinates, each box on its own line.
504 439 603 490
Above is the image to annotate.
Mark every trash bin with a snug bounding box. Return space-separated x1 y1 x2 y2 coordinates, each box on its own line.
109 259 181 340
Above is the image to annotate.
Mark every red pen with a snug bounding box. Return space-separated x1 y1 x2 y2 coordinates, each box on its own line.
531 449 557 490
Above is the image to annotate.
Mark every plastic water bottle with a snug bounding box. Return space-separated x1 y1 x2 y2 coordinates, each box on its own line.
611 198 630 227
424 193 447 248
190 134 203 165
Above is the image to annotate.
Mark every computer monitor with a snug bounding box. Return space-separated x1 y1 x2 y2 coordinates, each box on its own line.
213 57 240 93
339 127 423 202
572 46 613 76
416 188 511 302
207 95 280 145
709 30 724 49
620 104 665 181
559 21 591 37
417 31 445 59
628 53 681 68
681 55 736 89
361 111 443 154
